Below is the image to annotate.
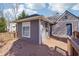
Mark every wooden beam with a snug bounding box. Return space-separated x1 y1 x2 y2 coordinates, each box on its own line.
67 39 73 56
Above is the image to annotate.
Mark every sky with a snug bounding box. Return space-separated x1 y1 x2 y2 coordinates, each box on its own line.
0 3 79 21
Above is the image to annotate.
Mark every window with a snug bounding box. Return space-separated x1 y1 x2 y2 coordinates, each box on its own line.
64 16 68 19
22 22 30 38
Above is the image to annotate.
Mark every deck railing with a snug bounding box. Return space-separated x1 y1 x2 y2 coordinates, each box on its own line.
67 36 79 56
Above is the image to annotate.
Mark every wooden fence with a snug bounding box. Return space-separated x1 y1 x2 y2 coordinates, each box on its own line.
0 32 17 47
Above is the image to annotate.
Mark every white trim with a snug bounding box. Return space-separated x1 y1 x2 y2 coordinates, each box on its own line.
66 23 73 36
59 20 79 22
22 22 30 38
39 20 42 44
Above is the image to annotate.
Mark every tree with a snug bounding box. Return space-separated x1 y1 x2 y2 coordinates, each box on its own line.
0 17 7 32
17 10 28 20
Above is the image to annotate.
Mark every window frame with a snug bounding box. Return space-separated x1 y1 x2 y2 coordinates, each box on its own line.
22 22 30 38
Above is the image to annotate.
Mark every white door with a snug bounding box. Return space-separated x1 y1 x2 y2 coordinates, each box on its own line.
40 22 50 43
40 24 46 43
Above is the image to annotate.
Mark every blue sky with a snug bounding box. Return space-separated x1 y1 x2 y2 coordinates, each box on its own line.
0 3 79 20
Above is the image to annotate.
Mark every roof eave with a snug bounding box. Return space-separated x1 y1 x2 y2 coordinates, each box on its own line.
15 16 55 25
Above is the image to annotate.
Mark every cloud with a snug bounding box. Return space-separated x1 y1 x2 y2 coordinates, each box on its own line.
4 4 38 16
25 3 46 10
3 8 15 20
72 4 79 10
3 4 38 20
25 9 37 15
17 4 25 15
48 3 67 13
17 4 38 15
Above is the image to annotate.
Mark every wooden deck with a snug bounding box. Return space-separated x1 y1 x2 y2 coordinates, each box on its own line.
5 39 63 56
0 32 17 55
67 37 79 56
1 32 79 56
42 36 68 56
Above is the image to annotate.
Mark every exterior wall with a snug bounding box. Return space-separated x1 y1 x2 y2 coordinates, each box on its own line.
7 23 16 32
59 12 79 33
57 21 78 35
30 20 39 44
60 12 79 21
52 21 79 37
52 21 67 37
52 12 79 37
16 20 39 44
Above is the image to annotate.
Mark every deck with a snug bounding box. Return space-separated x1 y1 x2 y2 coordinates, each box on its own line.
5 39 64 56
42 36 68 56
3 35 68 56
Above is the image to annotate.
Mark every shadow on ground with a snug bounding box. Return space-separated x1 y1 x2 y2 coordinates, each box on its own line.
5 39 64 56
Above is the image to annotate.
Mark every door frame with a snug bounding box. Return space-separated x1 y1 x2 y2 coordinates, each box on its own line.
66 23 72 36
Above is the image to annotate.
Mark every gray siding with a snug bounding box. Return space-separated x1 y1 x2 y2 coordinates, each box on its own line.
31 20 39 44
52 11 79 37
17 20 39 44
59 11 79 21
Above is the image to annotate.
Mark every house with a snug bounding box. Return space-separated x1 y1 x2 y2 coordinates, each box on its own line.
15 15 54 44
50 10 79 38
7 21 16 32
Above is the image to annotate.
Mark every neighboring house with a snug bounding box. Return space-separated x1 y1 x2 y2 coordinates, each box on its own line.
50 10 79 37
15 16 54 44
48 14 60 23
7 22 16 32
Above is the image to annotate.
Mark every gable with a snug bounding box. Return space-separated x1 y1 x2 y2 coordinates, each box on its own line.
58 10 79 21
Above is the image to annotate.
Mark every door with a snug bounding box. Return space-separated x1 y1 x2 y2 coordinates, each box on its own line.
45 23 50 38
40 23 46 43
40 22 50 43
66 23 72 36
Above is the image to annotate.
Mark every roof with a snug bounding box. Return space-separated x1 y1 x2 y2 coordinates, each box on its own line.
65 10 79 18
48 15 60 22
55 10 79 22
20 14 41 19
15 16 55 24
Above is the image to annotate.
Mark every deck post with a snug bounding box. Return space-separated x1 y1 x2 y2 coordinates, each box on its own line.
67 39 73 56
